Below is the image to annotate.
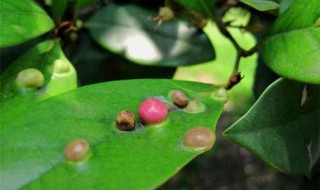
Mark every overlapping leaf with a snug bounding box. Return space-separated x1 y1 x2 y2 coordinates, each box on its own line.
0 0 54 47
239 0 279 11
261 0 320 84
224 78 319 174
0 40 77 104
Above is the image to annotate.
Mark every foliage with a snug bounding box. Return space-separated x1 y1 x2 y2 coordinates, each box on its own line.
0 0 319 189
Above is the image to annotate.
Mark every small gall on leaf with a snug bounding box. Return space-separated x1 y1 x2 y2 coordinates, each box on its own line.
212 88 228 102
183 127 215 151
170 90 189 108
64 139 90 162
184 100 205 114
138 98 168 125
53 59 71 74
116 110 136 131
16 68 44 89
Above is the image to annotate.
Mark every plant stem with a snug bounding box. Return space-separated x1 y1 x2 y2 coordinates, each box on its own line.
213 2 257 89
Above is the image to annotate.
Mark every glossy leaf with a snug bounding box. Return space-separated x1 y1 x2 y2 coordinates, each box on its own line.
87 3 215 66
239 0 279 11
261 0 320 84
0 40 77 103
0 79 226 190
224 78 319 174
174 0 216 17
0 0 54 47
65 30 176 85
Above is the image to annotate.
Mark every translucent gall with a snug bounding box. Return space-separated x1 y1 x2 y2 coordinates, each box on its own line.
53 59 70 74
212 88 228 102
138 98 168 125
64 139 90 162
16 68 44 89
170 90 189 108
184 100 205 114
116 110 136 131
183 127 215 151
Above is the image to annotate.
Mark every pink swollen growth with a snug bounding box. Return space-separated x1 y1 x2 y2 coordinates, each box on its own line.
138 98 168 125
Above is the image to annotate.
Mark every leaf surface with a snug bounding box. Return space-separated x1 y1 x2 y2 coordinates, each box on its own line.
0 0 54 47
87 3 215 66
261 0 320 84
1 79 226 190
224 78 319 174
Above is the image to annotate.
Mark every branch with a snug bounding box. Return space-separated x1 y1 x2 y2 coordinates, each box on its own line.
214 3 258 90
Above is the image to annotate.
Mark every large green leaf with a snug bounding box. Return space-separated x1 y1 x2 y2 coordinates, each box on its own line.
87 3 215 66
261 0 320 84
0 40 77 103
0 79 226 190
224 78 319 174
239 0 279 11
0 0 54 48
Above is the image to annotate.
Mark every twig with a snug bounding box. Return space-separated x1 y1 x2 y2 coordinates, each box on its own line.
214 2 257 90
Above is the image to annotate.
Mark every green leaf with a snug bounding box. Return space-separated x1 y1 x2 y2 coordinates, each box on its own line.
0 0 54 48
174 0 216 17
51 0 68 22
0 40 77 103
239 0 279 11
279 0 295 13
87 3 215 66
0 79 226 190
261 0 320 84
224 78 317 174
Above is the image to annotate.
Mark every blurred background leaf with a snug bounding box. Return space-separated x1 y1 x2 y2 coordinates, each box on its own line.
87 3 215 66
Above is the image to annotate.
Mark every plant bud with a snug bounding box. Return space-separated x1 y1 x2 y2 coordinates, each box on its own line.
159 7 174 21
